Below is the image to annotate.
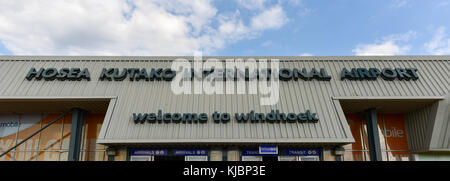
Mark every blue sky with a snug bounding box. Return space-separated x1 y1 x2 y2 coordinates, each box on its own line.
215 0 450 56
0 0 449 56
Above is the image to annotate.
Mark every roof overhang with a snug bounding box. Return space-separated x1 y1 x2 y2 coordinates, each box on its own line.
333 96 445 114
0 96 115 114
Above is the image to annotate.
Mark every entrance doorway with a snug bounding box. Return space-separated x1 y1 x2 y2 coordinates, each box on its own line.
154 156 184 161
343 113 410 161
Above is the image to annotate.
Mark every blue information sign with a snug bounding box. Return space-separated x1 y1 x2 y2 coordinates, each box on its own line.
131 149 168 156
285 149 319 156
173 149 208 156
241 149 261 156
259 145 278 154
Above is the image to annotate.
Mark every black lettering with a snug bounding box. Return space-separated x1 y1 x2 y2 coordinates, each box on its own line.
287 113 296 123
99 68 114 81
368 68 381 80
341 68 353 80
266 110 276 122
157 109 163 123
56 68 70 80
381 68 397 80
406 68 419 80
276 110 286 123
351 68 359 79
182 113 198 123
42 68 58 81
221 113 230 123
113 68 128 81
309 68 322 80
78 68 90 81
68 68 80 80
279 68 292 81
26 68 44 80
253 113 265 123
163 113 171 123
395 68 411 80
293 68 309 81
147 113 156 123
297 113 307 123
133 113 148 124
150 68 162 81
199 113 208 123
172 113 182 123
162 68 176 81
235 113 250 123
213 112 221 123
320 68 332 81
306 110 319 122
135 68 149 81
128 68 140 81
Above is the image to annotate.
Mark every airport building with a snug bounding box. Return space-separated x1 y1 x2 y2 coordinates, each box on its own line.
0 56 449 161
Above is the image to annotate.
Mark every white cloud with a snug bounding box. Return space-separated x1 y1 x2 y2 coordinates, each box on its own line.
424 26 450 55
0 0 288 55
251 5 287 30
300 53 312 56
390 0 409 8
236 0 268 10
261 40 273 47
352 31 416 56
353 41 410 56
286 0 303 6
298 7 313 17
382 30 416 42
437 1 449 7
236 1 288 31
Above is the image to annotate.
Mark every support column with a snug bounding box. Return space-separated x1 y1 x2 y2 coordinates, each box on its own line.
106 147 116 161
68 108 86 161
365 108 382 161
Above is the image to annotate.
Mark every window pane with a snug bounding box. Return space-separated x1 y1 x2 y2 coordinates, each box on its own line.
59 151 69 161
343 151 371 161
79 151 106 161
38 114 63 161
0 114 19 161
15 114 42 161
346 113 411 161
96 151 106 161
379 114 410 161
387 151 410 161
382 151 389 161
377 114 388 151
80 114 105 161
344 114 367 151
210 150 223 161
227 150 239 161
79 151 86 161
37 151 60 161
61 113 72 150
380 114 409 151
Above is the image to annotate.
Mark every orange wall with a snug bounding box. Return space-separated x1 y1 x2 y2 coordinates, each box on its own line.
343 113 409 161
0 113 105 161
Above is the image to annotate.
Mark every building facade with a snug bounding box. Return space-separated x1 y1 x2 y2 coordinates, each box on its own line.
0 56 449 161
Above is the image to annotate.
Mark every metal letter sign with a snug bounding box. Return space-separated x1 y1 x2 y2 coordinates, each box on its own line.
173 149 208 156
259 145 278 154
131 149 168 156
285 149 319 156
